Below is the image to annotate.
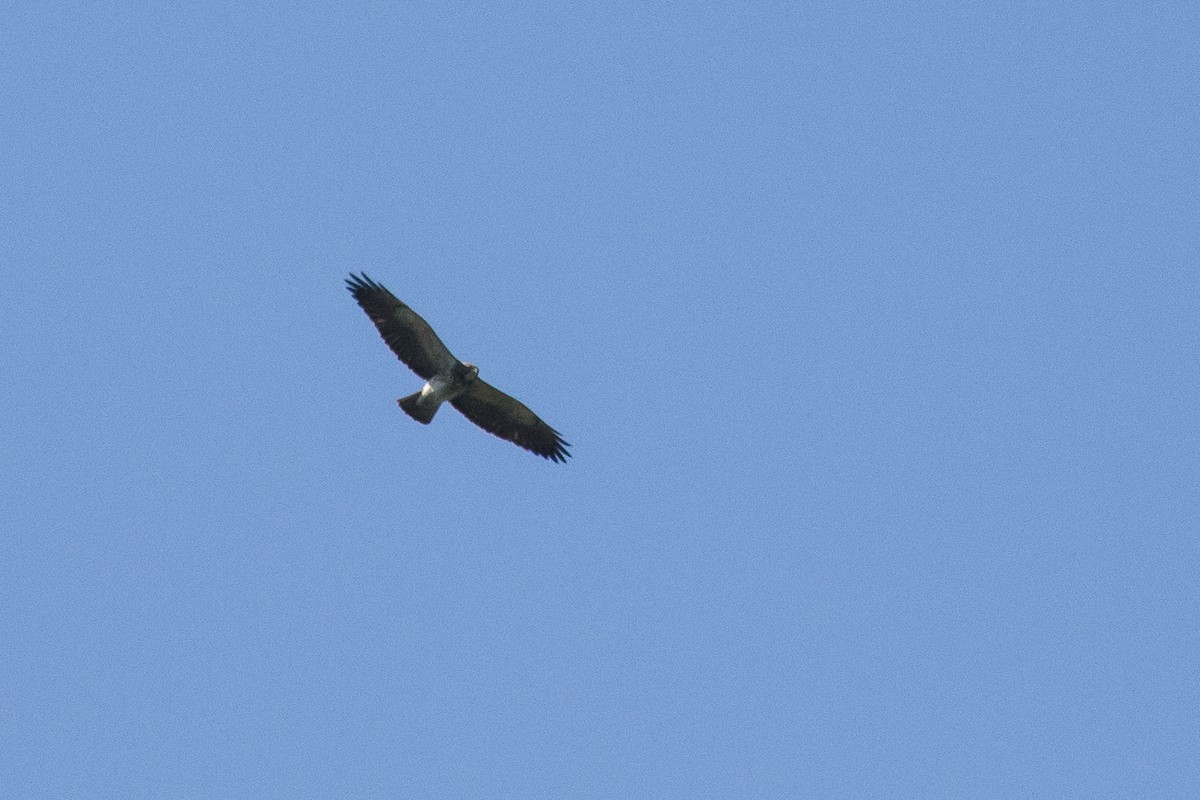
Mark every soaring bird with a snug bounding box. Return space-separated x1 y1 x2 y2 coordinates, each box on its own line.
346 273 571 462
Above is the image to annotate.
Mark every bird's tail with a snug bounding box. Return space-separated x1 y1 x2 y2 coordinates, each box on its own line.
398 391 438 424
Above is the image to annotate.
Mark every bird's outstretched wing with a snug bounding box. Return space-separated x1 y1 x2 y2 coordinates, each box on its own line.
451 379 571 462
345 273 459 380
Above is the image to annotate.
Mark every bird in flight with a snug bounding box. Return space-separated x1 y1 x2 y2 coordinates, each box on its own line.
346 273 571 463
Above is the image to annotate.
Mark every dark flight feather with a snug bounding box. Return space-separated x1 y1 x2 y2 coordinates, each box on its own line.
345 273 457 380
451 379 571 463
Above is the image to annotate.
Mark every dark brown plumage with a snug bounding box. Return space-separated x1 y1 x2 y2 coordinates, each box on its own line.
346 273 570 463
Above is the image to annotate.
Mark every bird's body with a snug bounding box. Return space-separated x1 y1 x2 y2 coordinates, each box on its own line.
398 361 478 424
346 273 570 462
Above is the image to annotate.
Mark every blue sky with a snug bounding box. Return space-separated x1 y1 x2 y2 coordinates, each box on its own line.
3 2 1198 797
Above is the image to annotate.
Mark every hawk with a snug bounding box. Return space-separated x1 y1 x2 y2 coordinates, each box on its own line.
346 273 571 463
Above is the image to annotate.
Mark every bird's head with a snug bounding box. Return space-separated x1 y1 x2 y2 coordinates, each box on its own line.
462 362 480 381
